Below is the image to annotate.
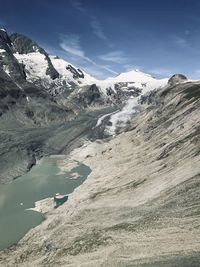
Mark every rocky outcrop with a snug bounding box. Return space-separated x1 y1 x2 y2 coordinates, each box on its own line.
0 30 26 82
65 84 105 109
106 82 143 105
0 28 12 46
66 64 85 79
168 74 187 86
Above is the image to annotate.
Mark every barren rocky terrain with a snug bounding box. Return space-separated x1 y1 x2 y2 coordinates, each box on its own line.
1 80 199 266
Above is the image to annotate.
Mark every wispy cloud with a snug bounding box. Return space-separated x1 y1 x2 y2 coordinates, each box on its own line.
90 18 108 42
60 34 85 58
171 36 188 48
101 64 118 75
148 67 175 76
70 0 110 44
59 34 117 77
69 0 86 12
99 50 128 64
83 66 107 79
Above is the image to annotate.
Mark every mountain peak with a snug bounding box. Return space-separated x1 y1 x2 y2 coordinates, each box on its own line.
0 28 6 32
105 69 160 85
0 28 12 47
10 33 42 54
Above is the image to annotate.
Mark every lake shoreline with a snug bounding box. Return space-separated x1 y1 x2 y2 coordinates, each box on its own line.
0 156 91 251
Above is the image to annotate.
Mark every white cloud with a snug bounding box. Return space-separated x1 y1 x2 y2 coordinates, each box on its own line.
101 65 118 75
59 34 117 77
99 50 128 64
70 1 111 45
90 18 108 42
83 66 107 79
60 34 85 58
171 36 188 48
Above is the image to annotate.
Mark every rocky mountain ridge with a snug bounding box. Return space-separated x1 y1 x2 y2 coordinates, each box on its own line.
1 29 168 105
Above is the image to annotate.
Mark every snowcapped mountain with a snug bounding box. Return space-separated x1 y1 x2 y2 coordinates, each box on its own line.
13 45 167 101
14 46 167 104
97 69 167 93
10 33 96 97
0 28 168 109
14 52 96 94
94 69 167 100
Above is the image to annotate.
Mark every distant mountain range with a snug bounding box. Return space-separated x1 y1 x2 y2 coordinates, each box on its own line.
0 28 168 109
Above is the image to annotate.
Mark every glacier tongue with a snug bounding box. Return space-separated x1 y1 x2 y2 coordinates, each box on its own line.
106 98 139 135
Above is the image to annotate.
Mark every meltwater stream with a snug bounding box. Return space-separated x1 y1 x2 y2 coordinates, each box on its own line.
0 156 91 250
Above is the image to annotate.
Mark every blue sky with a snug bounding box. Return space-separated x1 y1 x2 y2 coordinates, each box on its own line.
1 0 200 79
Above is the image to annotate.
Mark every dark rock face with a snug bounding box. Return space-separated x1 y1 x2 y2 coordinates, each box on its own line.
139 90 157 105
67 84 104 110
0 31 26 82
168 74 187 86
85 84 101 104
0 29 12 46
0 68 25 116
10 33 59 80
10 33 40 54
112 83 142 104
66 65 85 79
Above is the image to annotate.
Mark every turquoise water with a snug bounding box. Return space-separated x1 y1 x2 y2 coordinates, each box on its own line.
0 157 91 250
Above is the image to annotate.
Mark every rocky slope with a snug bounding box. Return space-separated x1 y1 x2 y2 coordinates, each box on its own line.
0 78 199 266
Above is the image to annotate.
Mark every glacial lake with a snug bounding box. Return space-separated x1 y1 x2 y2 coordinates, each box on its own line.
0 156 91 250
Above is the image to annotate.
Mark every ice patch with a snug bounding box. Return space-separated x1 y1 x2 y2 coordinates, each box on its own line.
14 52 49 81
96 111 118 127
2 65 10 76
106 98 139 135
